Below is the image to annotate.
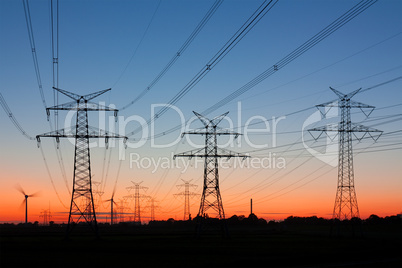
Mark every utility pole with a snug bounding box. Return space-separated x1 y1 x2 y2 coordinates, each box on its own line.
126 181 148 224
174 111 248 236
37 87 127 238
174 179 198 221
309 87 382 220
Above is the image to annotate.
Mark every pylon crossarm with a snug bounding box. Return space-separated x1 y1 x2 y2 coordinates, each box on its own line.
351 123 382 133
53 87 81 100
349 100 375 117
87 126 127 139
217 147 249 160
309 123 338 132
183 129 241 137
37 126 75 138
193 111 211 127
53 87 112 101
330 86 361 100
46 100 79 112
215 126 242 137
47 101 119 112
182 128 210 136
316 99 339 108
83 88 111 101
308 123 340 141
180 179 198 188
351 123 383 141
348 100 375 109
209 111 230 127
37 126 127 140
173 147 206 159
193 111 229 127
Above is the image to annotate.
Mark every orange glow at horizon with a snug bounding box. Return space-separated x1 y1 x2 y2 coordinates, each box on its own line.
1 170 401 224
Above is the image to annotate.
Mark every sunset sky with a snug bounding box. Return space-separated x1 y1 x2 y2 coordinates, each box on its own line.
1 0 401 224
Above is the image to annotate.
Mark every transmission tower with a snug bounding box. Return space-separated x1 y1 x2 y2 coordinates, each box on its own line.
92 180 104 212
144 198 159 222
36 87 127 237
309 87 382 220
40 209 52 225
118 198 129 223
174 111 248 235
126 181 148 223
174 179 198 221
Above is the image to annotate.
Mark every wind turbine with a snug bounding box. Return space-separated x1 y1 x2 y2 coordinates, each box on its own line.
16 184 39 224
105 188 117 225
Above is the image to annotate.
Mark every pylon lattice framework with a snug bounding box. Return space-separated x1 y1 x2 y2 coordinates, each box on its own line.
126 181 148 223
37 87 127 237
309 87 382 220
174 111 248 220
144 198 159 221
174 179 198 220
40 209 52 225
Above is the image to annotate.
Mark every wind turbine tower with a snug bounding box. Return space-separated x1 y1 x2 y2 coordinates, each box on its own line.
16 185 39 224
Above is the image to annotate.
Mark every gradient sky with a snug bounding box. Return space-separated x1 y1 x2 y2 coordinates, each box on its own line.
1 0 401 223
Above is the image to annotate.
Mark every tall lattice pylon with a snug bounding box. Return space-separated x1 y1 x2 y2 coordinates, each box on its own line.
126 181 148 223
309 87 382 220
37 87 127 237
144 198 159 222
174 179 198 220
174 111 248 235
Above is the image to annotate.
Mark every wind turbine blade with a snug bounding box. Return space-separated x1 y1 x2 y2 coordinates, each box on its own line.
19 199 26 210
111 188 116 199
15 184 26 196
28 191 41 198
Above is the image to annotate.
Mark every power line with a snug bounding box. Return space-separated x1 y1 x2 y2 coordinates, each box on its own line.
23 0 70 197
131 73 399 143
22 0 47 109
39 146 68 209
360 76 402 93
139 0 379 141
246 137 401 206
120 0 224 111
0 92 35 140
202 0 378 116
237 113 401 156
50 0 59 129
112 0 162 88
229 77 402 132
126 0 279 137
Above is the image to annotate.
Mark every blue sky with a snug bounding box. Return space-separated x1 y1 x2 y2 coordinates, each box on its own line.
1 0 401 222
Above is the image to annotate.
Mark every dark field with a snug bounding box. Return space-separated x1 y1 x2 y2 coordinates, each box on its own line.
1 219 401 267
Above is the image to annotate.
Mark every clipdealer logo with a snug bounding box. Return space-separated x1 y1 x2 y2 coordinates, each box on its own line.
62 101 288 166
